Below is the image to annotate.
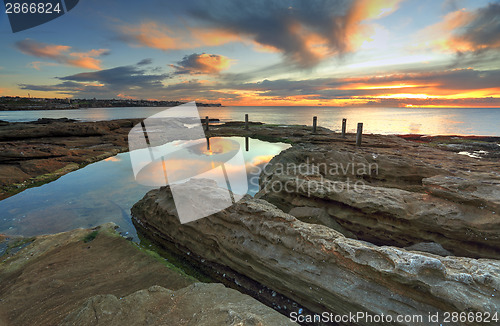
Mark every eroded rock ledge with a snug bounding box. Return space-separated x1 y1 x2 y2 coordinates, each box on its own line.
256 144 500 259
131 180 499 326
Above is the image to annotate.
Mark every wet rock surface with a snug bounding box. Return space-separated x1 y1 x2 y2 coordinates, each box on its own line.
131 181 500 326
400 135 500 159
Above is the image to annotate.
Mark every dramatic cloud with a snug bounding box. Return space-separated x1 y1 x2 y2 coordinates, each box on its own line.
417 2 500 54
119 22 189 51
117 0 401 68
15 40 70 58
20 62 170 98
229 68 500 106
15 39 109 70
118 21 239 51
59 65 169 89
452 2 500 52
189 0 402 67
17 60 500 107
18 62 239 103
170 53 231 75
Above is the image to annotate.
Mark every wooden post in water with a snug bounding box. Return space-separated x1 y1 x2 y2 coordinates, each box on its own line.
341 118 347 138
312 116 317 133
245 114 249 130
356 123 363 146
205 116 209 131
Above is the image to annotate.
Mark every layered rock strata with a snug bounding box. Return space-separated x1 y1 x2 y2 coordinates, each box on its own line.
256 145 500 259
132 180 499 326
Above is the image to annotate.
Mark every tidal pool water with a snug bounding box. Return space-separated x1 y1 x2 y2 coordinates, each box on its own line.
0 137 290 238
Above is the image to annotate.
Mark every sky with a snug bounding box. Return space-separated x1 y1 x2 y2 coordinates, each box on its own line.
0 0 499 107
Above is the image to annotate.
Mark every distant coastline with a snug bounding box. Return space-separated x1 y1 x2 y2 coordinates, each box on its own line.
0 96 222 111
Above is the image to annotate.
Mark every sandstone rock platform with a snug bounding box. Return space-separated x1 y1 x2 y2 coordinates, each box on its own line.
132 180 499 326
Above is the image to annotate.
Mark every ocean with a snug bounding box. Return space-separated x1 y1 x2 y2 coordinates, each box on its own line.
1 106 499 136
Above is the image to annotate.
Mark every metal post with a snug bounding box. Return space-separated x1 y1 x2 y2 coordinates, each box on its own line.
312 116 317 133
356 123 363 146
245 114 249 130
341 118 347 138
205 116 209 131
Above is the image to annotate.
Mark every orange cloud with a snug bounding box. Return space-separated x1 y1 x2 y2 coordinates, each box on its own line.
215 68 500 107
119 22 190 50
15 39 108 70
119 21 239 51
415 4 500 53
349 0 402 23
117 93 138 100
170 53 232 75
118 0 403 67
195 53 231 73
415 9 474 52
190 27 241 47
347 0 402 51
67 49 109 70
18 42 70 58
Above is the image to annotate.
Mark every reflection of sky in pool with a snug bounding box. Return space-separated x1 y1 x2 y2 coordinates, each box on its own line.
0 137 290 238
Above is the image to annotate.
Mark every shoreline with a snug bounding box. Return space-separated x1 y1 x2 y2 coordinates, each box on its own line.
0 96 223 111
1 118 499 325
1 118 498 200
0 118 140 200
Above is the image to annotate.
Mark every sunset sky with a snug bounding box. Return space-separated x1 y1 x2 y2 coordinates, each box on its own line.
0 0 499 107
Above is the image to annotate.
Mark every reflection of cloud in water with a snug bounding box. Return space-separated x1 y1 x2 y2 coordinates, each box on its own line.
105 156 121 162
136 152 276 188
250 154 275 166
136 158 215 185
135 150 276 195
136 158 250 188
0 137 290 237
135 138 242 186
189 138 240 156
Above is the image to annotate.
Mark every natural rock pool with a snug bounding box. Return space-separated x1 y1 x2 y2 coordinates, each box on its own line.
0 137 290 239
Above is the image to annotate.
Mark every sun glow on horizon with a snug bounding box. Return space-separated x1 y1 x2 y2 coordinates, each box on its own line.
0 0 498 109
